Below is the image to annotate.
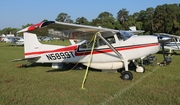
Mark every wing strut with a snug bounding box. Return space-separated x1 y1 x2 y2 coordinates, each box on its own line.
97 33 133 79
172 37 180 50
97 33 123 59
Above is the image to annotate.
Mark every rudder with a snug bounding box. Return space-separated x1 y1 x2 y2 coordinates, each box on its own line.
24 32 42 54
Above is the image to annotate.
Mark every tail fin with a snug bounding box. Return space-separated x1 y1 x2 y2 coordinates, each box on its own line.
129 26 136 31
24 32 41 54
23 32 63 58
128 26 144 34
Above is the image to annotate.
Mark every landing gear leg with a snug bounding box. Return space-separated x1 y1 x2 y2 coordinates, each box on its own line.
161 43 172 65
121 60 133 80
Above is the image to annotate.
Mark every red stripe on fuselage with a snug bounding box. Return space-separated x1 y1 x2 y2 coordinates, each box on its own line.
25 43 159 56
25 45 78 56
75 43 159 56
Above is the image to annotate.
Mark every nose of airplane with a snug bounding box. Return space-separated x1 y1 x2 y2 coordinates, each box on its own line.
156 35 171 43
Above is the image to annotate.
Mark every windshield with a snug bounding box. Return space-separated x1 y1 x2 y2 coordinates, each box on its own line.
117 31 133 41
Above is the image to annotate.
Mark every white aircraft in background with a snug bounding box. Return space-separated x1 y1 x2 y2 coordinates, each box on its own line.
13 21 160 80
155 33 180 54
1 36 24 46
2 37 16 43
13 37 24 46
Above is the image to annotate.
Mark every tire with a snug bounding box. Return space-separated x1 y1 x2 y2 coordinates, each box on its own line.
121 71 133 80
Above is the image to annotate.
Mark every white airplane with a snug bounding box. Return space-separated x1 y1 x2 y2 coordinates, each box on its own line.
151 33 180 65
3 37 16 43
155 33 180 54
13 37 24 46
13 21 160 80
1 35 24 46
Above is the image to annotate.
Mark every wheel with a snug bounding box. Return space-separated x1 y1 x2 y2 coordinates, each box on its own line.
121 71 133 80
136 66 145 73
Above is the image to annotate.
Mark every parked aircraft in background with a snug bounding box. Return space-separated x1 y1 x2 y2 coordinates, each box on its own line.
0 35 24 46
3 37 16 43
151 33 180 65
155 33 180 54
42 36 53 42
14 21 160 80
13 37 24 46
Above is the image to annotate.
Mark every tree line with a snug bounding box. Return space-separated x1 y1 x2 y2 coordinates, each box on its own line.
0 3 180 35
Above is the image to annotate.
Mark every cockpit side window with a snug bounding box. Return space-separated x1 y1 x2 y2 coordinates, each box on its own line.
99 36 115 46
79 40 98 48
79 35 116 48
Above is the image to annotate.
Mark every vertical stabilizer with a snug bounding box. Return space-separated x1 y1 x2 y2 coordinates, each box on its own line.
23 32 64 58
24 32 42 54
129 26 136 31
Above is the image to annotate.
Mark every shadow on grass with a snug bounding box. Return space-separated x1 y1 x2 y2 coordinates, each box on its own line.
28 63 52 67
156 50 180 56
16 63 52 68
46 69 73 72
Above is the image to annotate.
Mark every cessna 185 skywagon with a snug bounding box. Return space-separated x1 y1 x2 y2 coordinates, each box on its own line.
14 21 160 80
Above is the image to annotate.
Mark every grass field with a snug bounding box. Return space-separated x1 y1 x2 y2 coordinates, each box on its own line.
0 40 180 105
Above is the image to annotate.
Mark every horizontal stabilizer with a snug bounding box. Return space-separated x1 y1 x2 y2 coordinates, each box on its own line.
11 56 40 62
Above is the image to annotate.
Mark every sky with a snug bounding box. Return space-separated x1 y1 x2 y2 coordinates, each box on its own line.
0 0 179 30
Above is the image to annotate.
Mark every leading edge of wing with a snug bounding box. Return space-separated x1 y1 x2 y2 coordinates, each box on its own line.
155 33 180 38
54 21 119 32
17 21 119 35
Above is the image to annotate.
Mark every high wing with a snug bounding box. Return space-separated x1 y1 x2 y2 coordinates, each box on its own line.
18 21 119 40
17 21 124 59
155 33 180 38
154 33 180 43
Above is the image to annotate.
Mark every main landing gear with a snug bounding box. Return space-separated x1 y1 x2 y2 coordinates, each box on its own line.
119 60 133 80
120 60 145 80
120 66 145 80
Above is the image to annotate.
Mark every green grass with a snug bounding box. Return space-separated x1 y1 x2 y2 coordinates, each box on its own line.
0 41 180 105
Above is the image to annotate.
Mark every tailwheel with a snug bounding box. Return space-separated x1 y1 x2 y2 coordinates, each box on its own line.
16 64 28 68
121 71 133 80
136 66 145 73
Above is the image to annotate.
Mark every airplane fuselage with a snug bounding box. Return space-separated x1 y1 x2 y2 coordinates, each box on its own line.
24 34 159 70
